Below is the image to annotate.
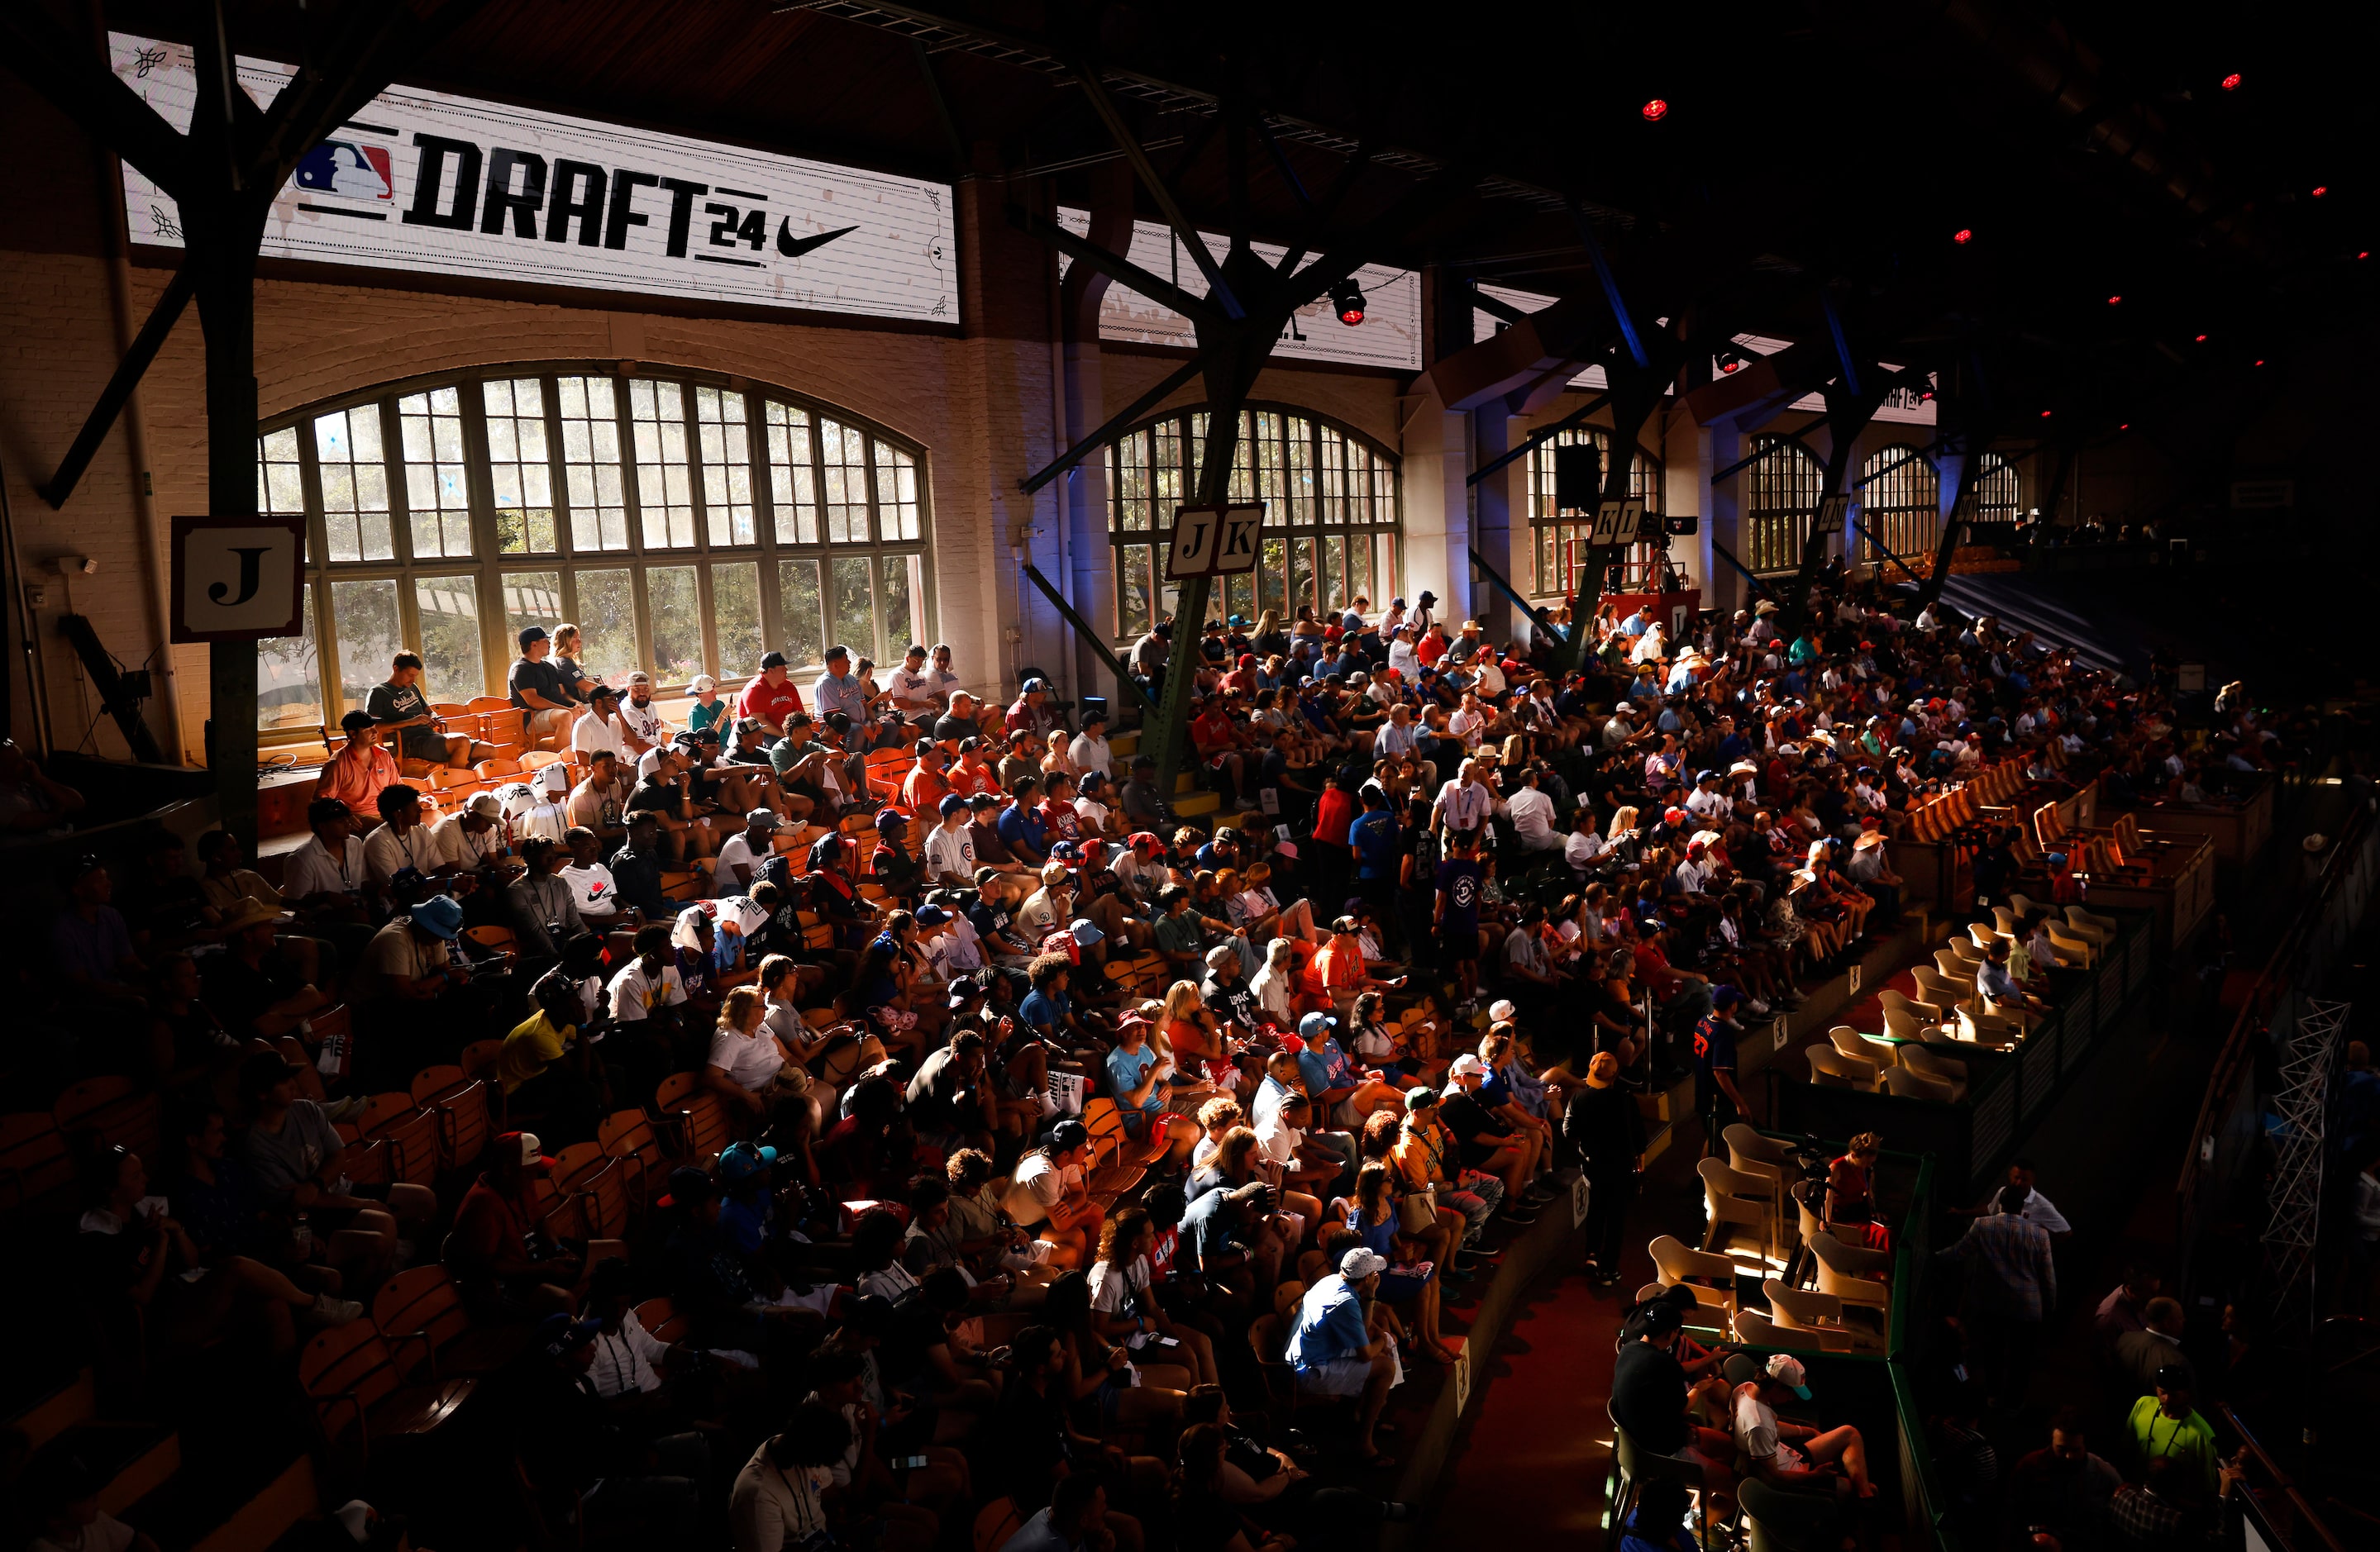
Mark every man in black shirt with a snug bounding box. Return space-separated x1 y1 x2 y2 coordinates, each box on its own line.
508 626 577 747
608 813 671 921
1610 1302 1733 1485
1201 943 1262 1035
368 651 480 772
1439 1056 1535 1221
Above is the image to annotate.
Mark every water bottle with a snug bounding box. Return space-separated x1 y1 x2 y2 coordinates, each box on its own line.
293 1212 313 1257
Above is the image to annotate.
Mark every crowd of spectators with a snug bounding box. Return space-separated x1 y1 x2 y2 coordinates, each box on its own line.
1 560 2306 1552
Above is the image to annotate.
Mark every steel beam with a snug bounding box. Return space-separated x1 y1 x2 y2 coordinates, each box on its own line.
1467 391 1609 488
1006 203 1221 325
41 265 197 510
1073 66 1244 319
1018 353 1204 494
1020 565 1160 714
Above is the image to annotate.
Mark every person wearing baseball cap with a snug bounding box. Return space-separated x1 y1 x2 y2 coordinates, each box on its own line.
1441 1053 1537 1223
449 1130 581 1318
1731 1351 1876 1497
1001 1119 1102 1269
1284 1245 1400 1465
902 736 953 816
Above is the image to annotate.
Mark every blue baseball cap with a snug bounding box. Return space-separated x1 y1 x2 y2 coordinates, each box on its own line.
1711 984 1743 1009
916 904 951 926
409 894 464 940
1299 1012 1337 1040
718 1141 778 1185
939 793 967 816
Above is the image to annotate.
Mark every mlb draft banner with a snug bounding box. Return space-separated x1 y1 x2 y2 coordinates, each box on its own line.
109 33 959 326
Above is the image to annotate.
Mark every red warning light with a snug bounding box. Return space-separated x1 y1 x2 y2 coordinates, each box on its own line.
2039 410 2053 418
2106 295 2122 306
2311 186 2329 198
2220 73 2242 91
2193 333 2207 342
1641 99 1669 122
1953 228 1973 245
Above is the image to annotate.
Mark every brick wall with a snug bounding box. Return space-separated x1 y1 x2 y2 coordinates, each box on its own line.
0 104 1415 765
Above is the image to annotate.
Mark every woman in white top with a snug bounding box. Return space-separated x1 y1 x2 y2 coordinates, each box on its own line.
1086 1207 1219 1388
1248 938 1298 1029
704 985 800 1125
728 1419 841 1552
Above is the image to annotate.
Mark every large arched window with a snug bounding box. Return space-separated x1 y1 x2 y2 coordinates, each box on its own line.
252 364 931 740
1105 406 1400 637
1858 445 1940 565
1523 426 1662 597
1745 435 1825 574
1972 452 2023 521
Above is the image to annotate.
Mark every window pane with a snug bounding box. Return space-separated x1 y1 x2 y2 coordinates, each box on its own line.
1259 537 1286 618
765 401 818 544
398 386 472 559
413 574 484 700
1153 419 1183 521
628 379 695 549
778 559 824 670
1290 537 1316 616
258 583 322 732
1322 536 1346 612
1114 431 1149 535
695 386 755 546
258 427 305 516
313 406 393 561
328 578 402 716
874 443 920 541
484 378 556 555
1254 412 1285 522
819 419 870 544
573 568 638 688
881 553 918 649
556 375 629 551
1284 417 1311 526
829 555 875 659
1223 571 1254 626
645 565 701 683
1118 546 1152 637
712 562 763 678
503 570 564 655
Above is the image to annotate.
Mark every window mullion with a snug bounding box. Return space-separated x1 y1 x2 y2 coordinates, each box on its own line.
459 376 506 695
684 380 710 557
379 398 414 569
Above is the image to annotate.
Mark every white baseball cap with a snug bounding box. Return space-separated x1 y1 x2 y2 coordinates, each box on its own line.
1488 999 1518 1023
1766 1353 1812 1398
1340 1248 1389 1280
1449 1053 1487 1078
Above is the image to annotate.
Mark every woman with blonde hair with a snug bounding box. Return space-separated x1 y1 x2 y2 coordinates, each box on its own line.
703 983 804 1129
1158 979 1234 1088
1191 1094 1244 1174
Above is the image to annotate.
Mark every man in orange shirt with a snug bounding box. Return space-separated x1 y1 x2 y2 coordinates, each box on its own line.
1312 914 1398 1014
900 737 953 816
314 711 402 823
946 736 999 799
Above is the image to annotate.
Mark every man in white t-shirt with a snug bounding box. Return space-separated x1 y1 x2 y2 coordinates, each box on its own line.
884 644 938 726
431 793 508 874
1505 766 1562 851
570 686 630 764
713 808 780 897
618 672 670 755
560 826 630 924
925 902 984 976
1564 809 1608 877
1730 1353 1875 1497
608 927 689 1024
999 1121 1101 1266
284 797 372 906
1067 711 1114 782
517 763 572 846
923 794 977 887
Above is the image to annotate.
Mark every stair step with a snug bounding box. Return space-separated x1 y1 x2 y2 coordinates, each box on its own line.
32 1421 179 1516
124 1453 317 1552
1108 731 1139 756
1173 791 1222 817
9 1368 94 1450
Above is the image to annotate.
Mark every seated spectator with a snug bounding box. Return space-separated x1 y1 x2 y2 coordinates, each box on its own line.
508 626 577 745
314 709 402 822
240 1051 433 1280
370 650 484 771
447 1130 585 1321
1284 1246 1400 1467
53 855 145 996
1729 1352 1875 1497
1002 1120 1103 1269
362 782 437 885
0 735 85 834
498 965 607 1145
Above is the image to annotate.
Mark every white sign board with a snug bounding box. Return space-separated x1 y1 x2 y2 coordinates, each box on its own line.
172 516 306 641
1587 500 1634 548
1056 207 1420 370
1166 503 1265 578
112 32 959 325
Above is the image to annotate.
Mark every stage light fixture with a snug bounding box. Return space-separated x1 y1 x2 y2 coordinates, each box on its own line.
2039 410 2053 418
2106 295 2122 305
1328 279 1366 326
2311 186 2329 198
1641 99 1668 121
1953 228 1973 245
2120 422 2130 431
1715 345 1751 375
2194 333 2207 341
2220 73 2242 91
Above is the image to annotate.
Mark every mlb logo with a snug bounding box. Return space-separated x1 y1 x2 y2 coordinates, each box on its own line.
294 140 393 200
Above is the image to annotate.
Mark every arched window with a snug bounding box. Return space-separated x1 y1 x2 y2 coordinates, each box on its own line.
1858 445 1940 565
1745 435 1825 574
253 364 931 740
1972 452 2023 521
1523 426 1662 596
1105 406 1400 637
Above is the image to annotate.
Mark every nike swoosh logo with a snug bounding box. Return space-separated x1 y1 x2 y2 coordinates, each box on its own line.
777 221 858 259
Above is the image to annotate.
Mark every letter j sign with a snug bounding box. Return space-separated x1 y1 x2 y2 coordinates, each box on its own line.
171 516 307 642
